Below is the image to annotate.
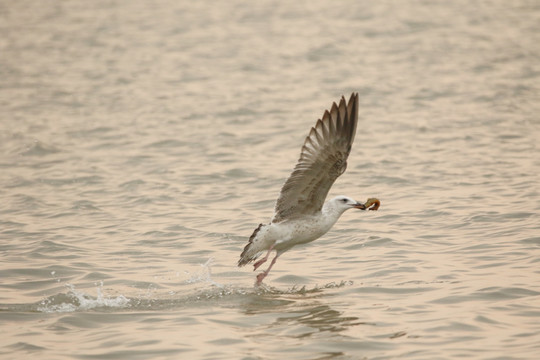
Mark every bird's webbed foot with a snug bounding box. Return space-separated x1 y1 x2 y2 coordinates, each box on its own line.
255 272 268 285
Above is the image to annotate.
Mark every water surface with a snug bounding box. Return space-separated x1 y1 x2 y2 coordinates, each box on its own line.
1 1 539 359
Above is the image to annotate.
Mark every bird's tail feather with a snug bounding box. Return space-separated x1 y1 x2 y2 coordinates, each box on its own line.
238 223 266 266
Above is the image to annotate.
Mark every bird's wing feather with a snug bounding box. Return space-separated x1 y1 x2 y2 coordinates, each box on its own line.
272 93 358 223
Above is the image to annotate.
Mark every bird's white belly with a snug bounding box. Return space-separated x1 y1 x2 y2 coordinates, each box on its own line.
269 217 333 250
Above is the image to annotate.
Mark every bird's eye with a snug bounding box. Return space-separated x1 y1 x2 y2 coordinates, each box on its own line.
341 198 347 202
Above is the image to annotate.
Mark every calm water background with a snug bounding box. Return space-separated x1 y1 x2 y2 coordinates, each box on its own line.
1 1 539 359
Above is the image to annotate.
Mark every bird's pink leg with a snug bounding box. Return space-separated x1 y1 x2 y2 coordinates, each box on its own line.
256 252 280 285
253 243 275 271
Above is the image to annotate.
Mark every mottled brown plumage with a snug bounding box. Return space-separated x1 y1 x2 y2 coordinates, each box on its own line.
272 93 358 223
238 93 378 285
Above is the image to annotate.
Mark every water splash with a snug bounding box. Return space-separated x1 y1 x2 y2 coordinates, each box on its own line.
185 258 223 288
37 282 130 313
256 280 355 296
30 278 356 313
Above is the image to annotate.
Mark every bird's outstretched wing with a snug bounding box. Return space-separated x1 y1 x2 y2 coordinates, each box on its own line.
272 93 359 223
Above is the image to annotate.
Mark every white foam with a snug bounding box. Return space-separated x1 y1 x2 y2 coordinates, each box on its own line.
38 282 130 313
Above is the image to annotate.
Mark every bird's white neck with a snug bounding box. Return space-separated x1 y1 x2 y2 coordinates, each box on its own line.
321 200 350 228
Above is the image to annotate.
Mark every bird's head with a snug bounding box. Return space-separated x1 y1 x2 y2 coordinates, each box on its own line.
331 196 367 211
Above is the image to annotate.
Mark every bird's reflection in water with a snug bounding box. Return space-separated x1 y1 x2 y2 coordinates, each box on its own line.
243 283 374 338
275 304 368 337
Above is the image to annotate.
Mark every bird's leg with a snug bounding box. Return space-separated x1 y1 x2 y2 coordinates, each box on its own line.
256 252 280 286
253 242 275 271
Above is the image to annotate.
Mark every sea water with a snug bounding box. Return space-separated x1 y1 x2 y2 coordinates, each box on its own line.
1 1 539 359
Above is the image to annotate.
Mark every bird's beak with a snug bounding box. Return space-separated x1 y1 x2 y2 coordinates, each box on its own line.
353 202 366 210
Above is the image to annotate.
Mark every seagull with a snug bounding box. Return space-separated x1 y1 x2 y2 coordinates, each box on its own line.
238 93 380 285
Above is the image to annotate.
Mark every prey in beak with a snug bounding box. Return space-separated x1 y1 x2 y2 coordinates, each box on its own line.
355 198 381 211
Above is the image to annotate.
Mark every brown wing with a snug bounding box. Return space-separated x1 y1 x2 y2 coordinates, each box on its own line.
272 93 359 223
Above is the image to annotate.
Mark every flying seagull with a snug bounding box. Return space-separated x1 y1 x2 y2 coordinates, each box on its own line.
238 93 380 285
